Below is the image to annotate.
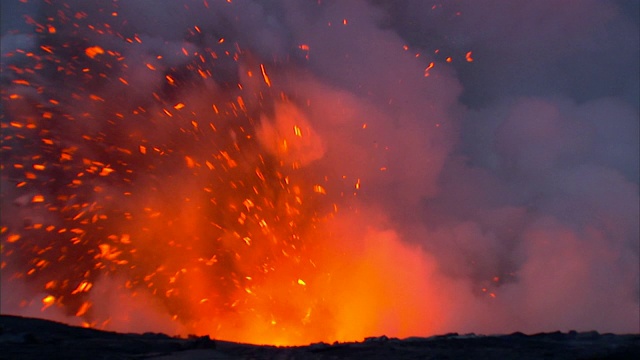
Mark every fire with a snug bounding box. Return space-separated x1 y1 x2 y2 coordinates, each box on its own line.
0 0 445 346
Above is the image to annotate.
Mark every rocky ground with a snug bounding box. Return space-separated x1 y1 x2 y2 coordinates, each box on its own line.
0 315 638 359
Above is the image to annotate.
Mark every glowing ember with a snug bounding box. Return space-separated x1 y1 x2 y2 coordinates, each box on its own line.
465 51 474 62
84 46 104 59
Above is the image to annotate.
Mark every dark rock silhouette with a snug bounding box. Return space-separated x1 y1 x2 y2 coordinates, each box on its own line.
1 315 638 359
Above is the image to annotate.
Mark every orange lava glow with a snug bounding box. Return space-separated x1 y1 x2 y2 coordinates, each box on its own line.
0 1 449 346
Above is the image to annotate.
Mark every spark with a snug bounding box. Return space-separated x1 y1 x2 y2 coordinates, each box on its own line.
424 62 435 77
41 295 56 310
85 46 104 59
260 64 272 87
76 302 91 317
465 51 474 62
293 125 302 137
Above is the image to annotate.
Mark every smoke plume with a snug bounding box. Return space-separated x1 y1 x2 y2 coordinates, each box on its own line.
1 0 638 344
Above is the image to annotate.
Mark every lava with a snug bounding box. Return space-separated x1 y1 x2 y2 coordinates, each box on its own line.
3 0 638 345
0 0 441 346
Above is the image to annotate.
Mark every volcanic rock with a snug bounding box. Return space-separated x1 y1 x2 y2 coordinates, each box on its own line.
0 315 638 359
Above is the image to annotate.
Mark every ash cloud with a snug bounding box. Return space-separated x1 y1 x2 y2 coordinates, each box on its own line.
1 0 638 340
380 0 639 333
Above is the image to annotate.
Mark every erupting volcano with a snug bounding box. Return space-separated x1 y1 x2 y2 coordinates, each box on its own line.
1 0 638 347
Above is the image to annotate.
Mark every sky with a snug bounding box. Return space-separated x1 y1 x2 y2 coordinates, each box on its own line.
1 0 638 342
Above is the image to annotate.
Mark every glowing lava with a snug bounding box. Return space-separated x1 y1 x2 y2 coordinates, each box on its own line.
0 0 442 346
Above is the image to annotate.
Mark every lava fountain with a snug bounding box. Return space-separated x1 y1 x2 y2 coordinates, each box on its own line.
4 0 638 345
1 0 449 345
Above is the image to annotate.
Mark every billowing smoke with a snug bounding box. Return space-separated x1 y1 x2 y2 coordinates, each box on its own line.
1 0 638 344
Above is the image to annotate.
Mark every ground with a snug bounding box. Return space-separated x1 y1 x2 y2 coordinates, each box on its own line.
0 315 638 359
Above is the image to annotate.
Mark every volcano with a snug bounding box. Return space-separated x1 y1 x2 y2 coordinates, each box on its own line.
1 0 638 349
